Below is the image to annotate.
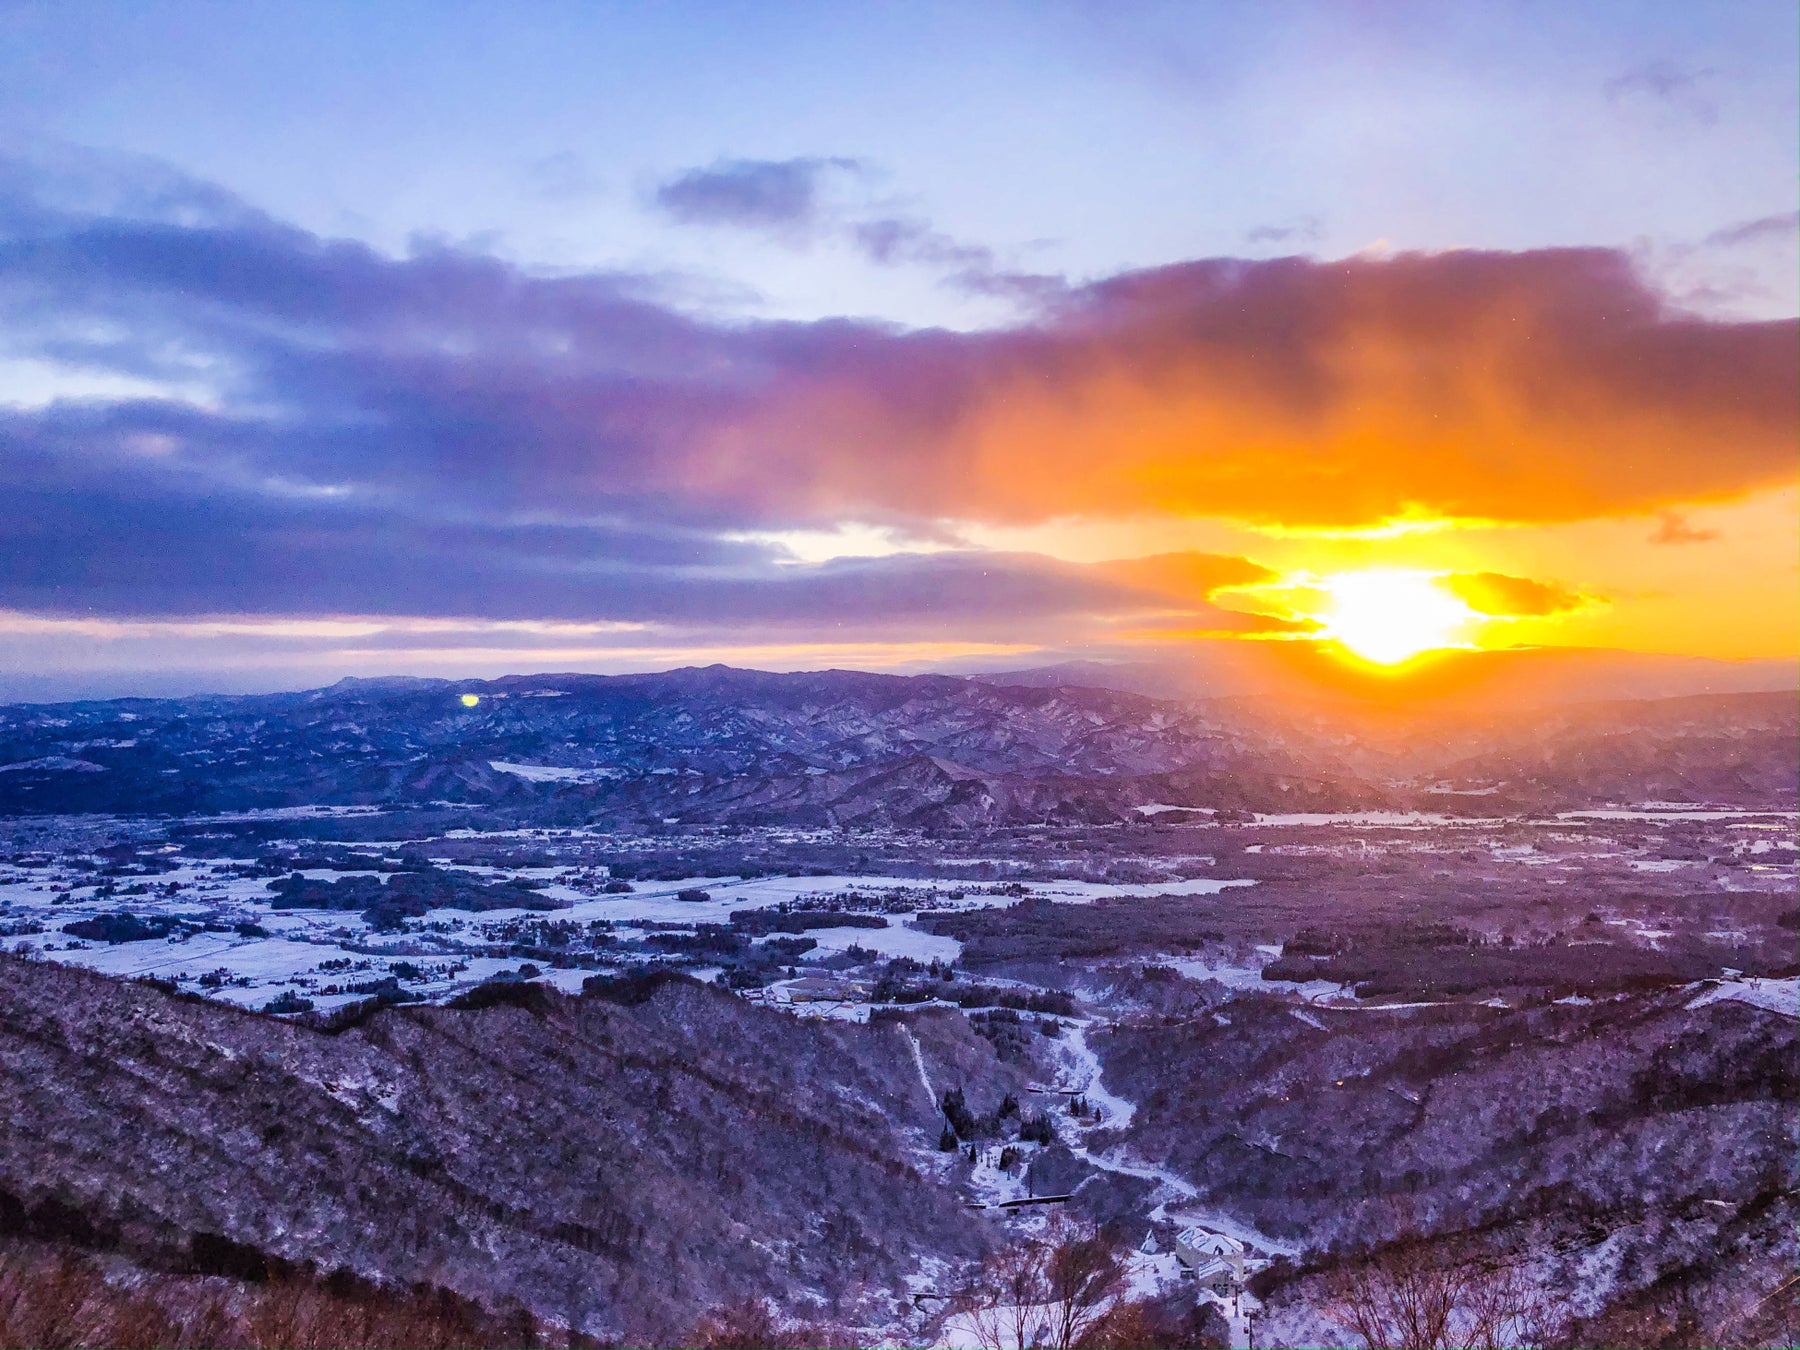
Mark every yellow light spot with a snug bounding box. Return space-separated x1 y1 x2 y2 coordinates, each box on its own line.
1317 570 1477 666
460 693 481 707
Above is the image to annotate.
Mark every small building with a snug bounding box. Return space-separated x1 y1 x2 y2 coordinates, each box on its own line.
784 974 871 1003
1174 1227 1268 1298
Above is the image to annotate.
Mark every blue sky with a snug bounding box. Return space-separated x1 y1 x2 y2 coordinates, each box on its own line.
0 1 1794 697
4 0 1793 328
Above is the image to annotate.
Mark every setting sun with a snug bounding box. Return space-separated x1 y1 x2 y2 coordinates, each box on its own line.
1317 570 1478 666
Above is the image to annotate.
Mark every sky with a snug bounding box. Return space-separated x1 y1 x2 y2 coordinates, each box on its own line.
0 0 1795 699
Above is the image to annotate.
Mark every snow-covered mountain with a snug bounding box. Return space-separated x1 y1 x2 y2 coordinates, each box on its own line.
0 665 1791 821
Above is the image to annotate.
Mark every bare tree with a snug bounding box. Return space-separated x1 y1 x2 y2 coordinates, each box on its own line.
1322 1230 1551 1350
0 1232 564 1350
1566 1274 1799 1350
956 1215 1126 1350
690 1297 859 1349
1077 1295 1230 1349
1041 1214 1127 1350
960 1237 1052 1350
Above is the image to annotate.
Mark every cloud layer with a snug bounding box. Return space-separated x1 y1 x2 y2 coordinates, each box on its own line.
718 251 1795 529
0 159 1793 653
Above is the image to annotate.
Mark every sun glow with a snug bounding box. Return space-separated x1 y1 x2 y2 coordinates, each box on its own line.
1317 570 1478 666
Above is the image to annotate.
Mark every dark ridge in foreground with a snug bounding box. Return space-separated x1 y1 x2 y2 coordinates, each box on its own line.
0 954 997 1343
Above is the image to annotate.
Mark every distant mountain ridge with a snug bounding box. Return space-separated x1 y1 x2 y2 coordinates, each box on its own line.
0 664 1792 822
971 646 1799 709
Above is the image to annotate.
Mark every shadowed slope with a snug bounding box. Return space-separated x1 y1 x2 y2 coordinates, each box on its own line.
0 957 993 1342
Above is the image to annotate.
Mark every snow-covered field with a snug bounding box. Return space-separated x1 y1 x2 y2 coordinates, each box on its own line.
1686 975 1799 1017
802 921 963 963
1562 808 1800 823
1 802 1789 1032
489 761 624 783
1247 811 1472 827
1164 954 1344 1002
0 819 1278 1015
1022 876 1257 903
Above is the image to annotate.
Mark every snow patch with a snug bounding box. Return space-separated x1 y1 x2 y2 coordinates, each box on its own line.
488 761 621 783
1686 976 1798 1017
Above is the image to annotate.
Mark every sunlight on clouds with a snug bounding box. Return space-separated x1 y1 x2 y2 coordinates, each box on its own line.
958 485 1797 662
1314 570 1479 665
1246 510 1494 541
1217 569 1579 666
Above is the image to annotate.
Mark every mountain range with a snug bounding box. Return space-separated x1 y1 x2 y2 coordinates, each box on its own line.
0 660 1792 823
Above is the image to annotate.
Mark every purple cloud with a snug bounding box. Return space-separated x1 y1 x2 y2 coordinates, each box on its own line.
652 155 1060 296
653 156 862 233
1245 216 1323 246
1603 60 1719 124
1704 212 1799 250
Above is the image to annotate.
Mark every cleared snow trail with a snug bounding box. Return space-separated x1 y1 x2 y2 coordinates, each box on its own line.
900 1026 937 1110
1061 1021 1136 1129
1056 1020 1301 1256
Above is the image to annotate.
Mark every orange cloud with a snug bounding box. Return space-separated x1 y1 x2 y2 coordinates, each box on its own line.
1442 571 1595 618
1091 551 1278 603
703 249 1797 529
1649 510 1721 545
